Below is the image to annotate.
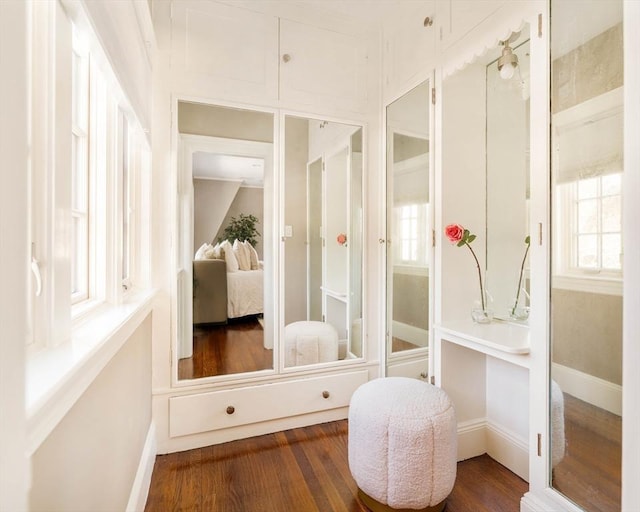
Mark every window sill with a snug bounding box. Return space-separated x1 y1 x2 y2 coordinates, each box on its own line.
552 274 622 296
25 287 157 455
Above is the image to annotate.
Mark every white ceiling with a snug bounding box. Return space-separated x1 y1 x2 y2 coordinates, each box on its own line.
192 152 265 187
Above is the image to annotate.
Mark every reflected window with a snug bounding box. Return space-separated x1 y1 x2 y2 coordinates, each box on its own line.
556 172 622 274
395 203 429 266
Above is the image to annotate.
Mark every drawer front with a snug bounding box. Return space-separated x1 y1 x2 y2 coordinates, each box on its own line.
387 359 429 380
169 370 368 438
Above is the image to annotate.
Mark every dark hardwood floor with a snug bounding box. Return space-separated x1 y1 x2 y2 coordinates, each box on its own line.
552 393 621 512
145 420 528 512
391 337 421 352
178 316 272 380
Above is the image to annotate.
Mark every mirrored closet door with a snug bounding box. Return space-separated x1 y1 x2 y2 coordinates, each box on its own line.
175 101 275 381
385 80 431 378
282 115 364 369
549 0 623 509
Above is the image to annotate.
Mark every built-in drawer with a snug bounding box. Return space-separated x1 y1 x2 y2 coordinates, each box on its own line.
169 370 368 438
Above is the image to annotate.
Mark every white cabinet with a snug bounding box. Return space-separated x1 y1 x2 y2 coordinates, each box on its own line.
170 1 279 101
383 1 436 102
169 2 370 114
280 19 368 113
437 0 506 50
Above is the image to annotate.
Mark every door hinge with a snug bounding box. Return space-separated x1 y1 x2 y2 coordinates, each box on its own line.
538 14 543 38
537 433 542 457
431 88 436 105
430 375 435 385
538 222 543 245
432 229 436 247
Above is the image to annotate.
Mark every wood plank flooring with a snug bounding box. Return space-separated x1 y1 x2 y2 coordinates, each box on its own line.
178 317 272 380
145 420 528 512
552 393 621 512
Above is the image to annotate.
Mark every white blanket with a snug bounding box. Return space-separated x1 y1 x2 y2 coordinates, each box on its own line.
227 269 263 318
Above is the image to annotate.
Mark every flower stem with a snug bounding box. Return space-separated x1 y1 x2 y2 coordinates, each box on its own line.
511 242 530 316
464 242 485 311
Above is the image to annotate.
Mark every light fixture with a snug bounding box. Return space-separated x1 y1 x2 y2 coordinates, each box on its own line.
497 41 518 80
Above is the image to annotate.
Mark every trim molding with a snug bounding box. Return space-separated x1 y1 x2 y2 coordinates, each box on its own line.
456 418 529 482
391 320 428 347
552 363 622 416
126 422 157 512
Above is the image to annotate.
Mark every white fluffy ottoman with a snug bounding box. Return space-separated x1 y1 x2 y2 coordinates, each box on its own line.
348 377 457 512
284 321 339 366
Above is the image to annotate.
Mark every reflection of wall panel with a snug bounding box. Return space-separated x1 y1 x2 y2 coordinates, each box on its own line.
393 273 429 330
552 288 622 385
552 23 623 113
325 147 349 295
284 117 309 325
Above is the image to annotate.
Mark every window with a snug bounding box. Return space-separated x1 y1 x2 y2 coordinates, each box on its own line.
556 172 622 276
394 203 429 267
27 1 151 349
71 32 90 303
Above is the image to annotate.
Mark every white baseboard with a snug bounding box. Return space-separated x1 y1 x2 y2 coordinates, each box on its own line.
552 363 622 415
457 419 529 482
126 422 157 512
392 321 428 347
486 421 529 482
456 419 487 461
521 489 585 512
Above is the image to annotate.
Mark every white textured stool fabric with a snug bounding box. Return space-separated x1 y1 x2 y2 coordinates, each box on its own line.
551 380 566 468
348 377 457 511
284 321 339 366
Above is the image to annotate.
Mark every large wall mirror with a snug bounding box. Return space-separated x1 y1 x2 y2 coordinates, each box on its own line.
441 23 530 323
282 115 363 368
385 80 431 376
486 29 531 320
549 1 623 510
175 100 275 381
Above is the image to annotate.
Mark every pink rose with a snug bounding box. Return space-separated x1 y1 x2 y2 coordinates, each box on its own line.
445 224 465 244
337 233 347 245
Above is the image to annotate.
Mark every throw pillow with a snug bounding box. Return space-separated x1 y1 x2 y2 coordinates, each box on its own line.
220 240 239 272
194 243 209 260
247 241 260 270
233 239 251 271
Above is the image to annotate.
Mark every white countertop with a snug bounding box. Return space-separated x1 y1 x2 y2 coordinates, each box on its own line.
435 319 530 355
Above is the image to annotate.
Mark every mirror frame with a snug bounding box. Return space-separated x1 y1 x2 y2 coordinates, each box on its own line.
384 75 435 378
278 110 367 373
170 98 369 387
170 96 279 387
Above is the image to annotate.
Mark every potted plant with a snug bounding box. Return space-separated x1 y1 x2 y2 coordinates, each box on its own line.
218 213 260 247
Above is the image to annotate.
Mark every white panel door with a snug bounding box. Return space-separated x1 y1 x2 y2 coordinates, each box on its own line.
279 19 368 113
171 1 279 102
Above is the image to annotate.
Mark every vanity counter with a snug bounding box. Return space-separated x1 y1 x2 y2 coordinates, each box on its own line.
434 320 530 368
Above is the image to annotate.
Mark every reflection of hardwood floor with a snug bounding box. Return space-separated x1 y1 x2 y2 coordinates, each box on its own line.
553 393 621 511
392 336 420 352
178 316 273 380
145 419 527 512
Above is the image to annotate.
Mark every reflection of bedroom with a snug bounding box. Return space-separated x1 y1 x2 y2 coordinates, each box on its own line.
177 102 273 379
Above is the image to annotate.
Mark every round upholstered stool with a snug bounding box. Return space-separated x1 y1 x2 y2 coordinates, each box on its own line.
348 377 457 512
284 321 339 366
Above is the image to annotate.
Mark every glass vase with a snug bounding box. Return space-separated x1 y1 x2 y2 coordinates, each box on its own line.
471 294 493 324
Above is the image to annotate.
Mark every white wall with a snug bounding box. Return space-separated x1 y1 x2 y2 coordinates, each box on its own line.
0 1 29 509
29 316 153 511
193 179 241 252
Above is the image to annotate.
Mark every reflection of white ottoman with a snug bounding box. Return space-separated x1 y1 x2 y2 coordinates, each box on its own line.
348 377 457 512
284 321 339 366
551 380 566 468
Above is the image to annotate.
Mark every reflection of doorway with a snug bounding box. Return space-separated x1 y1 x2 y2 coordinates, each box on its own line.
177 134 273 379
307 157 323 321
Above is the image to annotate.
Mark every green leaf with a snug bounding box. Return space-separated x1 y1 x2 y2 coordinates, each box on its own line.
525 235 531 244
456 240 465 247
467 234 476 243
463 229 470 239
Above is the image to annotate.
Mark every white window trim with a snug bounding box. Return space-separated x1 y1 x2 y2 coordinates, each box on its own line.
554 177 622 286
26 0 154 448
